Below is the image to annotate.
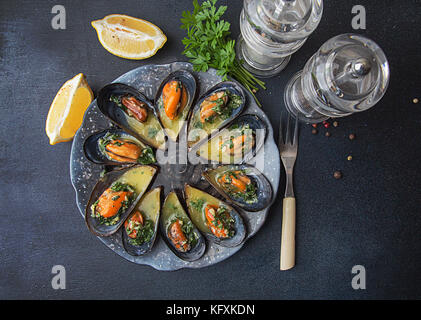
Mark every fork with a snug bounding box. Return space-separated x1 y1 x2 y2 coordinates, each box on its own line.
278 113 299 271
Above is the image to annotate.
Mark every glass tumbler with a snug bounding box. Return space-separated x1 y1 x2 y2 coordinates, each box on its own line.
284 33 390 123
236 0 323 77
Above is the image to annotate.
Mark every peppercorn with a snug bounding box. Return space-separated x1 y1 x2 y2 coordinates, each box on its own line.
349 133 356 140
333 121 339 127
347 155 353 161
413 98 419 104
334 171 342 179
311 123 318 128
311 128 318 135
323 120 330 128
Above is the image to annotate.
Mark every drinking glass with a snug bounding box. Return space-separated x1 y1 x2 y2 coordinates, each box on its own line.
236 0 323 77
284 33 390 123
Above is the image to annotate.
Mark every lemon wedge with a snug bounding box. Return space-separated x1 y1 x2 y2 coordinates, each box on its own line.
91 14 167 60
46 73 94 145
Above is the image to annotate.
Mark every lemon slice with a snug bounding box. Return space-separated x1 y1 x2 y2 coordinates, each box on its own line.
46 73 94 145
91 14 167 60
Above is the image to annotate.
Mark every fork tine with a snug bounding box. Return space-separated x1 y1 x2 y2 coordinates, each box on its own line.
278 113 284 146
285 113 291 145
292 115 299 146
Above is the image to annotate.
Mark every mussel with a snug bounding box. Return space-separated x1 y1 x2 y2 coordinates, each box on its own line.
196 114 266 164
122 187 161 256
202 165 272 212
184 184 246 247
85 165 157 237
154 70 196 141
160 191 206 261
84 128 156 165
97 83 166 150
187 82 245 148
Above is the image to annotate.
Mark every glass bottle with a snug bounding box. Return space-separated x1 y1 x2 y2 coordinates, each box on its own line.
236 0 323 77
284 33 390 123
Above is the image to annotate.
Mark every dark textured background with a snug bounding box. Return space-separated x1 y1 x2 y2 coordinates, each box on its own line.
1 0 420 299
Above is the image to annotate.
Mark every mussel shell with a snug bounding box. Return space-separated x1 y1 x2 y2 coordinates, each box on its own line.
187 81 246 148
154 70 197 142
122 187 162 256
85 165 157 237
160 190 206 261
96 83 166 149
196 114 267 164
202 165 273 212
83 128 155 166
184 184 247 248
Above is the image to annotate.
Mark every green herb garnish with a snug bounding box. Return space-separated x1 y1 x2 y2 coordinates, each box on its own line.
137 146 156 165
180 0 266 107
99 169 107 178
127 219 155 246
214 206 235 238
148 127 158 138
110 182 135 193
190 199 205 212
98 132 119 154
243 182 258 204
194 120 204 129
110 95 126 111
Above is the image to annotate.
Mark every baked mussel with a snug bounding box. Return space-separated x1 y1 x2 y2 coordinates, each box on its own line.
196 114 267 164
187 82 245 148
85 165 157 237
202 165 273 212
160 191 206 261
97 83 166 149
122 187 162 256
184 184 246 247
83 128 156 165
154 70 196 142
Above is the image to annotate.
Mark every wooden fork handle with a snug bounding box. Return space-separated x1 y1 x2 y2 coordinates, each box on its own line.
280 197 296 270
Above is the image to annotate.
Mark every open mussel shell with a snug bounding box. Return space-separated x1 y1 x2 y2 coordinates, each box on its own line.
85 165 157 237
96 83 166 150
160 190 206 261
184 184 246 248
154 70 197 142
83 128 156 166
202 165 273 212
196 114 267 164
122 187 162 256
187 81 246 149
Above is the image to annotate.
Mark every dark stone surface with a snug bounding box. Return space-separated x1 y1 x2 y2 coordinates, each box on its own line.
0 0 420 299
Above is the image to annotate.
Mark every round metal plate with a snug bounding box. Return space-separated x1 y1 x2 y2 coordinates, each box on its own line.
70 62 280 271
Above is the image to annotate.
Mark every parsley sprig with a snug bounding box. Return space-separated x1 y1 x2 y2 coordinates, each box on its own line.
180 0 266 107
